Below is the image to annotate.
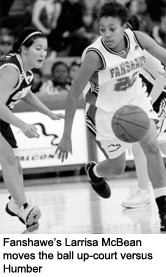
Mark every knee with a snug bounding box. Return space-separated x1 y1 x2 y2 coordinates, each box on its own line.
143 141 160 156
6 155 17 167
1 150 17 167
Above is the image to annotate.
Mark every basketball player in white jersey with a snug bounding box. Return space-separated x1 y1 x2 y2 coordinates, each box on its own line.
122 50 166 208
56 1 166 231
0 28 64 231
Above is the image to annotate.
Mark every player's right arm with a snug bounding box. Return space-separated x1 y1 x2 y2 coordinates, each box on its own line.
56 50 102 161
0 66 39 138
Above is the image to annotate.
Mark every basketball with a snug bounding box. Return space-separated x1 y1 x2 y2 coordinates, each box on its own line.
111 105 150 143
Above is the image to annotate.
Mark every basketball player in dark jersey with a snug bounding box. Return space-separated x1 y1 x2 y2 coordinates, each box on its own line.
0 28 64 232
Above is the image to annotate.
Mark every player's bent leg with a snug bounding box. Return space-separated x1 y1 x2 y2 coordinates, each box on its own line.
139 119 166 231
0 135 41 231
85 104 127 198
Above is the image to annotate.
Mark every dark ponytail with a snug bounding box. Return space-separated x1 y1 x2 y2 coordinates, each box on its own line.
13 40 21 53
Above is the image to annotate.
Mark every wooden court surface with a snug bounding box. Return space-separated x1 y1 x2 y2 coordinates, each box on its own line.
0 175 163 234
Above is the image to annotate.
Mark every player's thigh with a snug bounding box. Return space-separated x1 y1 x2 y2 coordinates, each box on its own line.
0 134 16 165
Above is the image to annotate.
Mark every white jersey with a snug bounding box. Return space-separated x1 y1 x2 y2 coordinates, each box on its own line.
82 28 149 113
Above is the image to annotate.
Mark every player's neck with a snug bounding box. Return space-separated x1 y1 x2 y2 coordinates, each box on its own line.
19 54 32 72
116 36 127 53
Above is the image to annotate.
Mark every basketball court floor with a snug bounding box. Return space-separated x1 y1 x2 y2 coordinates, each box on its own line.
0 174 163 234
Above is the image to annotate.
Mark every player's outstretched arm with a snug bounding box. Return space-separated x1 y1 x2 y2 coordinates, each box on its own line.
0 68 40 138
56 51 101 162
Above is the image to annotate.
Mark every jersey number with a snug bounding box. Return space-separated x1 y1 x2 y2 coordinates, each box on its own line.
114 72 138 92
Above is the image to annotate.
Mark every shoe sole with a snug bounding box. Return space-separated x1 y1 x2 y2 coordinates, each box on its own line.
91 183 111 198
26 222 39 232
24 206 41 226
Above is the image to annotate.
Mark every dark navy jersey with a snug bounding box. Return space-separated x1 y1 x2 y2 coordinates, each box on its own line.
0 53 34 141
0 53 34 110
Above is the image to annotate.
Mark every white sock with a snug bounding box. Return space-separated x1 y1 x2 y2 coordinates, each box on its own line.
93 165 103 178
153 187 166 198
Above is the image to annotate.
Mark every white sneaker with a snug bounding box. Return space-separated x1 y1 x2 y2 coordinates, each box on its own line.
121 189 151 208
6 197 41 232
5 196 20 217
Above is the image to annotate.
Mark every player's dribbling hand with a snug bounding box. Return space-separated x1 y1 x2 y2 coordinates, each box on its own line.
21 123 40 138
49 112 64 120
55 136 72 162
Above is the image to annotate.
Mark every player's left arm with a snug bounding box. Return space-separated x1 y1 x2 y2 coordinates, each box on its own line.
23 90 64 120
135 31 166 66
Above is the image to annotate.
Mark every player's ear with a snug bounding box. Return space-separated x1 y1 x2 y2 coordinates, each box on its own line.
123 23 128 30
21 45 28 55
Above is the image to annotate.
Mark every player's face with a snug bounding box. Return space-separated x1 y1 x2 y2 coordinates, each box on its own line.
99 17 126 52
26 38 48 69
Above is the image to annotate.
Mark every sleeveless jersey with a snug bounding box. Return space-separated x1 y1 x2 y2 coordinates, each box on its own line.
82 28 146 113
0 53 34 111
